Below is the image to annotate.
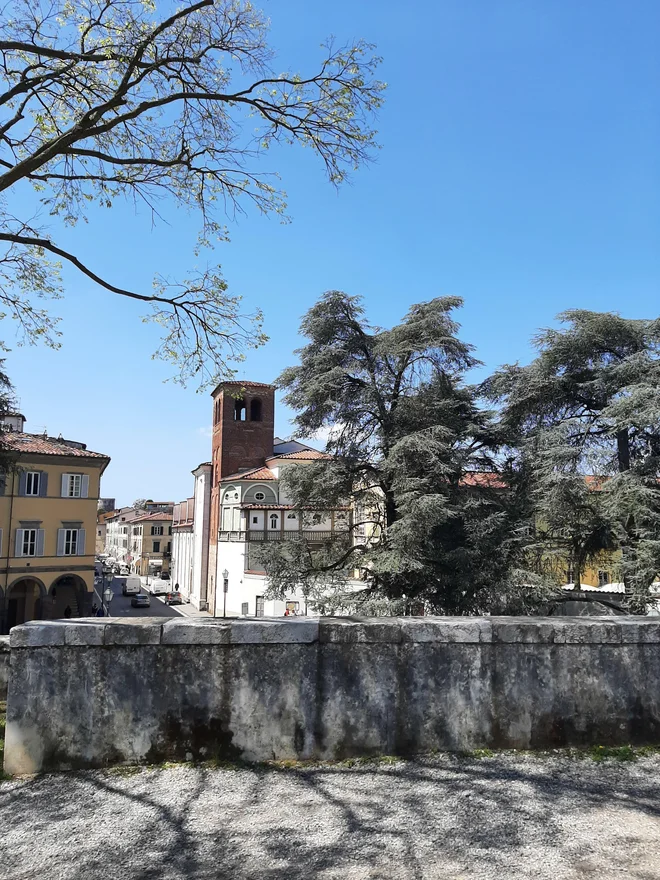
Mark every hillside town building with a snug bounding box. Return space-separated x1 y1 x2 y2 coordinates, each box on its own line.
103 501 173 576
0 412 110 632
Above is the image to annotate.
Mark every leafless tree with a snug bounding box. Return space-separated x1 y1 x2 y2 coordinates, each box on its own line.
0 0 385 386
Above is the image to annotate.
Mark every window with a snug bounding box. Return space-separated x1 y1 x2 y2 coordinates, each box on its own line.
255 492 265 501
151 525 164 536
598 570 611 587
168 526 172 535
287 513 297 520
234 399 246 421
153 541 161 552
250 399 262 421
63 529 78 556
252 516 258 524
269 513 279 530
256 596 265 618
25 471 41 496
22 529 37 556
62 473 88 498
241 602 249 616
166 542 171 553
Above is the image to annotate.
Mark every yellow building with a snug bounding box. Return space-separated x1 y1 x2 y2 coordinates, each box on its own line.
0 414 110 632
130 511 173 577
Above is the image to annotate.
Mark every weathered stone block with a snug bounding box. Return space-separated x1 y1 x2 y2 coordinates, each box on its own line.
491 619 557 644
400 618 490 643
618 620 660 643
10 622 66 648
229 619 319 644
319 618 402 643
552 619 622 644
104 620 162 645
64 622 105 646
162 621 231 645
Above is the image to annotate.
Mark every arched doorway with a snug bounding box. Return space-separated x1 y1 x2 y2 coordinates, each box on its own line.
6 577 46 631
46 574 88 620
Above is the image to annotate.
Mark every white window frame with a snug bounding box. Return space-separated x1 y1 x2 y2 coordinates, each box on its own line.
255 492 265 501
64 473 82 497
63 528 79 556
22 528 37 556
151 525 164 536
25 471 41 496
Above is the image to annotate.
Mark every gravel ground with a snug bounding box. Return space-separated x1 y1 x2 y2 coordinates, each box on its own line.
1 754 660 879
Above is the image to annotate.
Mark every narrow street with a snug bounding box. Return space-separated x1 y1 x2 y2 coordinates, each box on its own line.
94 577 210 620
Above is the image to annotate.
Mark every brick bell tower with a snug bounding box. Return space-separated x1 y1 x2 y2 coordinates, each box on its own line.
207 381 275 612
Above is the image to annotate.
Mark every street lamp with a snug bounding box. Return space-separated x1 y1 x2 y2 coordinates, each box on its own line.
101 568 114 616
222 568 229 619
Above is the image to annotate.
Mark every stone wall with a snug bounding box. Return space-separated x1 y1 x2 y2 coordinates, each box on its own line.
0 635 9 701
5 617 660 775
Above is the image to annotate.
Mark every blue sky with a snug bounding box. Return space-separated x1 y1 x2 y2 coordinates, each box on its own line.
4 0 659 506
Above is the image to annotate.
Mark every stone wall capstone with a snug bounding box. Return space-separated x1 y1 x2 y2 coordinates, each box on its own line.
4 617 660 774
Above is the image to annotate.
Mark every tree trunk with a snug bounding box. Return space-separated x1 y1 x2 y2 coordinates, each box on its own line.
384 489 398 529
617 428 631 472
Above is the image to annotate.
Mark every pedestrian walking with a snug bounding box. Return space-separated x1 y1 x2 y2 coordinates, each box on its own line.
64 605 72 619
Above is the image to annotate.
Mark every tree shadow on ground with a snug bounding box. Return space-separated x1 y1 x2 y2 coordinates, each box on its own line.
1 755 659 879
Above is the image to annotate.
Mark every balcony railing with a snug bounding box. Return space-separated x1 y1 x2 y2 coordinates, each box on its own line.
219 529 349 543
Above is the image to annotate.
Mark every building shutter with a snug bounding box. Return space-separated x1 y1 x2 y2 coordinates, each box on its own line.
56 529 65 556
18 471 27 496
61 474 69 497
39 471 48 497
77 529 86 555
36 529 45 557
15 528 24 557
81 474 89 498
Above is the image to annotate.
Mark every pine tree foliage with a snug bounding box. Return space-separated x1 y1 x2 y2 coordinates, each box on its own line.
485 310 660 609
259 291 552 614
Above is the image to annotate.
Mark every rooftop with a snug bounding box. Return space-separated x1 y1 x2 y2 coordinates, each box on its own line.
269 449 332 461
132 511 174 523
222 466 276 482
2 432 110 460
211 379 274 397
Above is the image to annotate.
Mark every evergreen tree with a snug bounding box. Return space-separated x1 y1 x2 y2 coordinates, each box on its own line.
485 310 660 608
259 291 547 614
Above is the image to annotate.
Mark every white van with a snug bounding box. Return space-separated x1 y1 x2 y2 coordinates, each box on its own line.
122 575 141 596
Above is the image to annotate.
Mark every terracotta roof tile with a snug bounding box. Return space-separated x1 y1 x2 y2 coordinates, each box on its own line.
211 380 274 397
460 472 507 489
269 449 332 461
2 432 109 459
222 466 276 481
132 511 173 522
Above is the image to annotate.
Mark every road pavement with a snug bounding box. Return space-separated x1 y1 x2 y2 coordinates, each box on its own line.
94 576 210 619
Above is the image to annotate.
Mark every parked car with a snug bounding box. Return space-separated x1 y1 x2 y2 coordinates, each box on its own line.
165 591 183 605
122 576 141 596
131 593 151 608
